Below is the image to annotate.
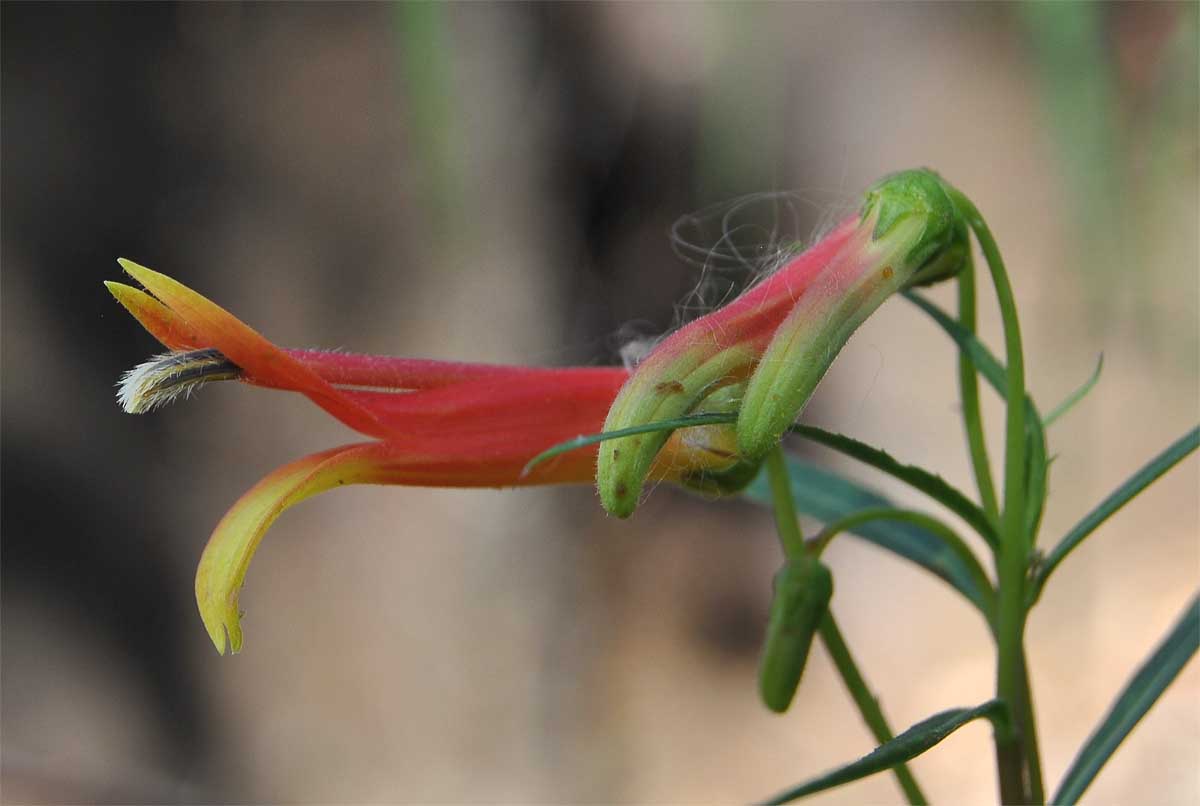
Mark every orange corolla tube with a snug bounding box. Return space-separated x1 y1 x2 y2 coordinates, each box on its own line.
108 260 740 653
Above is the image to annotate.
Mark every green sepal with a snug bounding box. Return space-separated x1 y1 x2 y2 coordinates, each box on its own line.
758 558 834 713
861 168 969 287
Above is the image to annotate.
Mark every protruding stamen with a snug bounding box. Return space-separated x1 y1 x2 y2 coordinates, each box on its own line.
117 348 242 414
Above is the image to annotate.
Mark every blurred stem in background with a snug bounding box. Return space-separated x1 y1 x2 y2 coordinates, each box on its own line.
696 4 786 202
1141 5 1200 369
1146 8 1199 198
1019 1 1125 329
392 1 465 239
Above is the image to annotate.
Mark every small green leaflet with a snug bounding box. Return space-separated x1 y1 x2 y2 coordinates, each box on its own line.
1043 354 1104 427
1054 594 1199 804
1032 426 1200 602
759 699 1007 804
789 424 998 549
521 412 735 476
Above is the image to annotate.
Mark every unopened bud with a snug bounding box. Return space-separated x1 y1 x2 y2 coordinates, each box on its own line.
736 169 967 459
758 557 834 713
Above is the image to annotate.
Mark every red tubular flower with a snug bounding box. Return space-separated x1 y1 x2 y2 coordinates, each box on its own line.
108 260 739 654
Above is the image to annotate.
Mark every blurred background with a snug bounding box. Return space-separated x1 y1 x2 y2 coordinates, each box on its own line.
3 2 1197 802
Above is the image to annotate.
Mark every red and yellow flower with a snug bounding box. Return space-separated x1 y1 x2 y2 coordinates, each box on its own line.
108 261 741 654
110 169 966 653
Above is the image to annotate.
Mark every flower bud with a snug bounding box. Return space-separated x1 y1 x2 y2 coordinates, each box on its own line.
596 169 967 517
735 169 967 459
758 557 834 713
596 219 861 517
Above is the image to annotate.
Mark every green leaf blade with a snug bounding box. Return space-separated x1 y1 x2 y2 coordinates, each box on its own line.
520 412 736 476
903 291 1050 541
903 290 1006 395
1054 594 1200 805
1034 426 1200 599
759 700 1005 804
789 424 999 549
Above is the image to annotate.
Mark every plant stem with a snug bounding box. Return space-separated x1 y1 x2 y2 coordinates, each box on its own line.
1017 647 1045 803
951 189 1044 804
764 447 927 805
764 447 806 560
956 256 1002 528
819 614 928 806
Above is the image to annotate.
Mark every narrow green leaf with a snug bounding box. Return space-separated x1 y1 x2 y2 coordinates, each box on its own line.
520 412 735 476
759 700 1006 804
904 291 1049 545
790 424 999 549
1043 354 1104 427
903 290 1005 394
1032 426 1199 602
1054 594 1200 805
742 456 993 618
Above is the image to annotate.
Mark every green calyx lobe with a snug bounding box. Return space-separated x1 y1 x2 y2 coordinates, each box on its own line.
861 168 968 287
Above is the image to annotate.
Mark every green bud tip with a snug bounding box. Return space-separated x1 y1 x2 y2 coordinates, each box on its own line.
758 557 834 713
860 168 969 287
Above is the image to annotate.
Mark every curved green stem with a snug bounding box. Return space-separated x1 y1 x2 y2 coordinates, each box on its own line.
819 614 928 806
956 257 1002 527
765 447 806 560
808 507 995 631
950 188 1043 804
764 447 927 804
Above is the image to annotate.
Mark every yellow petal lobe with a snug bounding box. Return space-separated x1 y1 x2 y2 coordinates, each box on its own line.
196 443 396 654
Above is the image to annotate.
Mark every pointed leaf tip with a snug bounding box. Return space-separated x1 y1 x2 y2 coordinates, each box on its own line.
759 699 1005 804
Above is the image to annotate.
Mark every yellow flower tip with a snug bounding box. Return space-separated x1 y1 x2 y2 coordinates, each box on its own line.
103 279 130 297
116 258 195 310
116 256 157 282
105 280 155 318
117 258 204 310
192 443 384 657
197 586 243 655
